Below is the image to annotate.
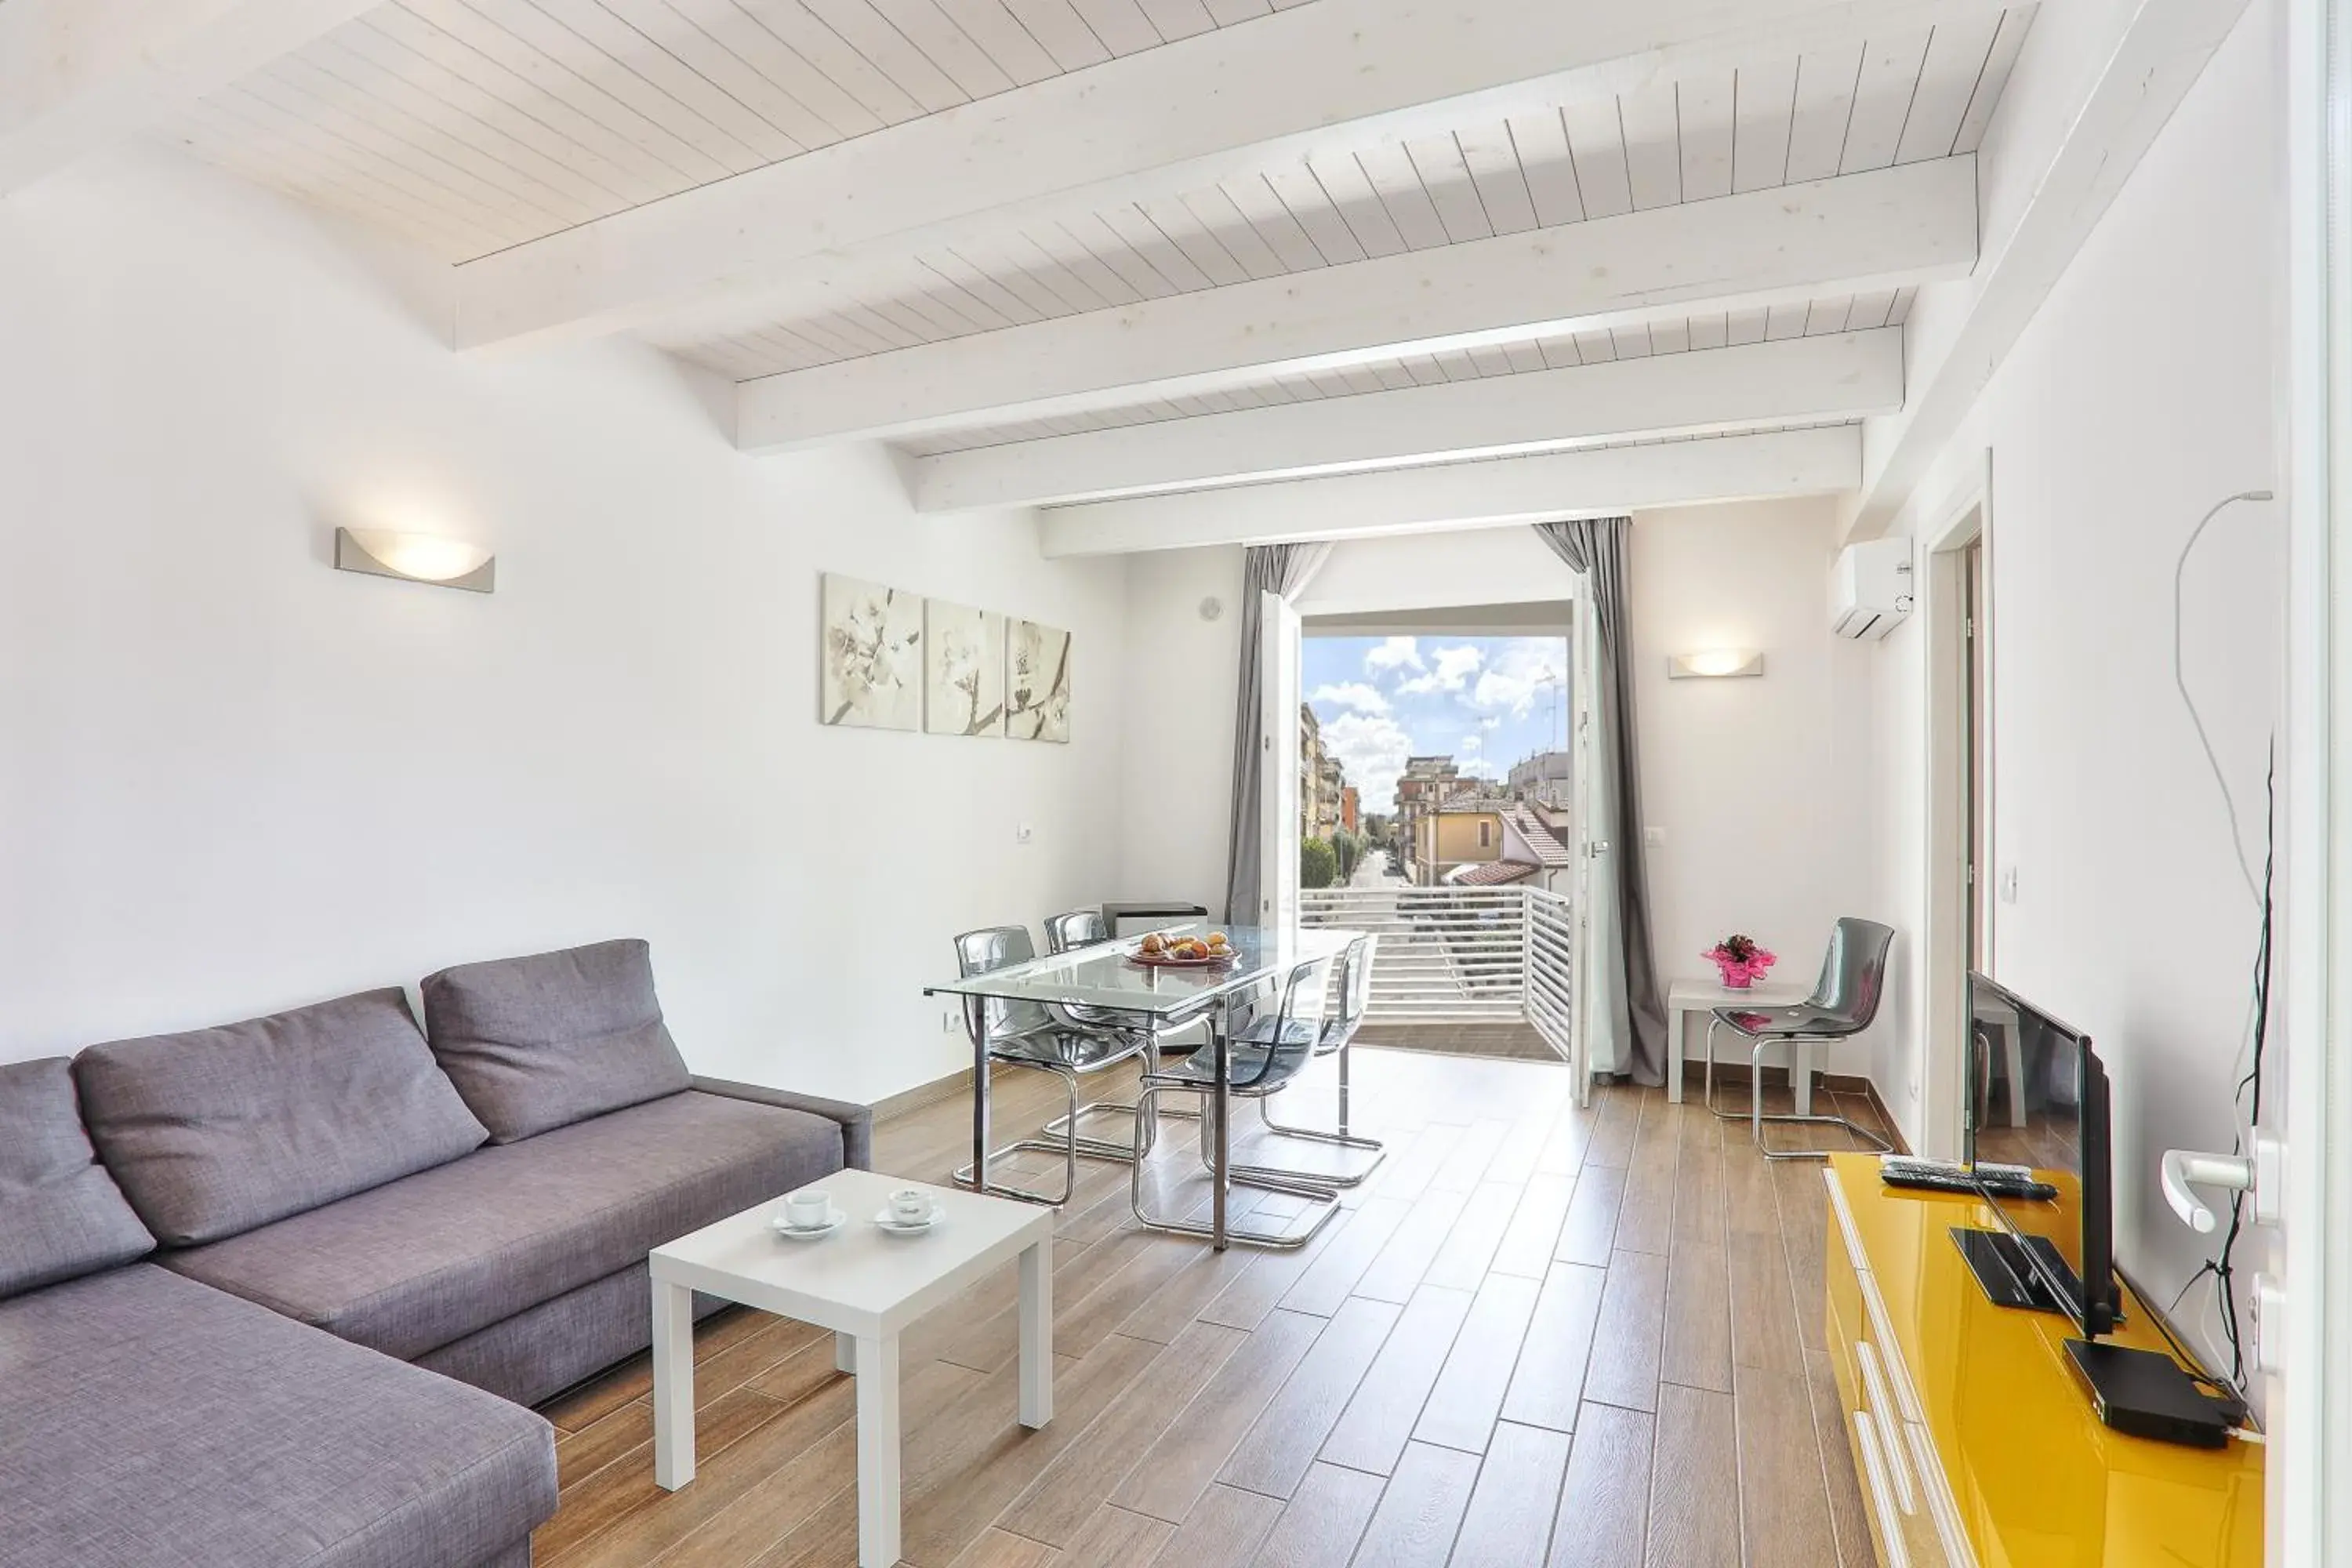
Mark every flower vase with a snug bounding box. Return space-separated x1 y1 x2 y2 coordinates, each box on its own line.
1716 964 1755 989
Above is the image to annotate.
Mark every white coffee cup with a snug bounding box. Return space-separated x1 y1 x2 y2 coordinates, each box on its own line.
889 1189 931 1224
786 1190 832 1229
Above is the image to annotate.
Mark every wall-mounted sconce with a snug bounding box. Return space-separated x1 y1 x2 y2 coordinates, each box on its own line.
335 528 495 593
1669 649 1765 680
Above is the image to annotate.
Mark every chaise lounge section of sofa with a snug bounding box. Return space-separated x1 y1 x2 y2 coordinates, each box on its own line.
0 938 870 1568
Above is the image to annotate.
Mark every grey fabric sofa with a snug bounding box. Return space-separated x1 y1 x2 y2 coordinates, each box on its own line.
0 939 870 1568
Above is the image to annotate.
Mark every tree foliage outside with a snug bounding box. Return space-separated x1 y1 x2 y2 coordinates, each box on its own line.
1331 829 1363 881
1300 836 1338 890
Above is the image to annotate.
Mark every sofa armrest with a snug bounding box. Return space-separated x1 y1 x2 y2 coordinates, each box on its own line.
689 1077 874 1171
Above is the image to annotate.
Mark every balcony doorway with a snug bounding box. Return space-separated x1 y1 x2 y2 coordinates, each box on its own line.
1288 603 1583 1065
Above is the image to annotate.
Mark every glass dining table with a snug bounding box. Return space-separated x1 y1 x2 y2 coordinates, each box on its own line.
925 922 1364 1250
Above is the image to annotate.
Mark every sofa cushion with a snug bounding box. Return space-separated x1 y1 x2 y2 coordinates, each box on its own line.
74 989 489 1247
161 1089 844 1361
0 1059 154 1300
422 938 691 1142
0 1263 553 1568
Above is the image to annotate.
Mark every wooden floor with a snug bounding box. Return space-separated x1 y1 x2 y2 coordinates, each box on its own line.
532 1051 1896 1568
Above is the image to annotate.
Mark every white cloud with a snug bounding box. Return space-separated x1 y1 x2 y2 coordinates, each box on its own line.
1397 644 1484 695
1461 756 1501 779
1363 636 1423 674
1319 710 1413 808
1468 638 1565 717
1458 735 1483 753
1310 681 1390 716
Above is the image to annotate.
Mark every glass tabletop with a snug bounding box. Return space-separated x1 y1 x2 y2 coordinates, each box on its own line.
925 923 1363 1018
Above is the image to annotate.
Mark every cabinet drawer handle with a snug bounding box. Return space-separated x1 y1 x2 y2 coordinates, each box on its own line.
1852 1410 1915 1568
1857 1274 1929 1427
1857 1341 1918 1515
1823 1167 1871 1273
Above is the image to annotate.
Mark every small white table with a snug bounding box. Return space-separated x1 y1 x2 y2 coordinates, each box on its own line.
648 1169 1054 1568
1664 976 1816 1112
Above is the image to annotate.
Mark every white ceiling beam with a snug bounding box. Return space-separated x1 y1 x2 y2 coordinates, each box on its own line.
741 160 1974 452
1038 426 1860 557
914 329 1905 512
451 0 2013 352
0 0 377 197
1844 0 2253 540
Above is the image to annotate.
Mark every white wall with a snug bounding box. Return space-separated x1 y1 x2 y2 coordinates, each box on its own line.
1114 545 1245 916
0 147 1131 1106
1631 499 1886 1077
1871 0 2285 1361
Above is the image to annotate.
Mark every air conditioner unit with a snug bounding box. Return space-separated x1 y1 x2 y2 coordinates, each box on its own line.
1831 538 1915 640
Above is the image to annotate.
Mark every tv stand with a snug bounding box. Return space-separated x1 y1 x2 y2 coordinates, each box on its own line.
1951 1225 2083 1316
1821 1156 2259 1566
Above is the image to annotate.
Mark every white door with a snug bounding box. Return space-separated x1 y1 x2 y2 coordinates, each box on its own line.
1258 590 1303 934
1570 583 1602 1102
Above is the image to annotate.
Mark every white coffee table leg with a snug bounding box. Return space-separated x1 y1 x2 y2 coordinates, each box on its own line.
1018 1236 1052 1429
836 1330 858 1374
855 1334 902 1568
651 1276 696 1490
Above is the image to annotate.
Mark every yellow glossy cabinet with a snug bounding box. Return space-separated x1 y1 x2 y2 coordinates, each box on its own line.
1819 1156 2263 1568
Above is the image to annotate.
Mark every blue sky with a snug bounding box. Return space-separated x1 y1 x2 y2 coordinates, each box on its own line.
1305 635 1571 812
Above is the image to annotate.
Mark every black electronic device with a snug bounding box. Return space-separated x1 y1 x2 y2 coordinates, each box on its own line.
1885 1167 2060 1202
2062 1340 2237 1450
1953 971 2120 1338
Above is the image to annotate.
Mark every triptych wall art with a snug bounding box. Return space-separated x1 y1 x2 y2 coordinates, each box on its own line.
818 573 1069 742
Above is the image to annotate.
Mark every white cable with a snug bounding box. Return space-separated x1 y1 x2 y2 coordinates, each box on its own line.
2170 489 2278 908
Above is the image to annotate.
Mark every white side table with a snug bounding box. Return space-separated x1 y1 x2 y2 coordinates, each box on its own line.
648 1169 1054 1568
1665 977 1814 1112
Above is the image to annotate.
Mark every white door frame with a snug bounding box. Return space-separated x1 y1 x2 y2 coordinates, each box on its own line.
2279 0 2348 1552
1915 453 1991 1165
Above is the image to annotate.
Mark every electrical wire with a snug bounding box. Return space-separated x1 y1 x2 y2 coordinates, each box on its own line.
2171 489 2276 909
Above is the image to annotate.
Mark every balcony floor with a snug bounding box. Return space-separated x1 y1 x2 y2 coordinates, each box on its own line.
1355 1021 1566 1062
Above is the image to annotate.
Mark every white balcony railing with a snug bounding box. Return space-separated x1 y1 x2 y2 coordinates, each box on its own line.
1299 884 1577 1070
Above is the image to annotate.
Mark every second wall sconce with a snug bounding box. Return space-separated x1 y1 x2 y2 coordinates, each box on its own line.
335 528 496 593
1669 649 1765 680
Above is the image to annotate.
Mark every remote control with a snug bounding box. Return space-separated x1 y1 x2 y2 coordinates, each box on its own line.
1879 1166 2060 1202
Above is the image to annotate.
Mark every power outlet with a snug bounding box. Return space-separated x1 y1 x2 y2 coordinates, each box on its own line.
942 1008 960 1035
1015 822 1035 845
1998 865 2020 905
1643 825 1667 848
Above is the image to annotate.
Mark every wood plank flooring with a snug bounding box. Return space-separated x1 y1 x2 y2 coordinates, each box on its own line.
533 1051 1884 1567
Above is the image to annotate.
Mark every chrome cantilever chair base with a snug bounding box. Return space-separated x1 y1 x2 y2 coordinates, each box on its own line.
953 1060 1085 1207
1128 1084 1340 1249
1700 1017 1894 1163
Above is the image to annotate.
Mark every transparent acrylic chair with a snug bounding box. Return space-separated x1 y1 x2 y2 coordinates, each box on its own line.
1231 933 1386 1188
950 925 1151 1206
1129 955 1342 1250
1702 916 1897 1161
1040 907 1207 1154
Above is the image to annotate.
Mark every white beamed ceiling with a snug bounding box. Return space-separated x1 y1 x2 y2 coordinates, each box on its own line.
895 290 1919 457
651 7 2030 383
156 0 1297 263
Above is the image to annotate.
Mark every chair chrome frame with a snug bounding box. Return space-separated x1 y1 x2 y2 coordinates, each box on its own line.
1702 917 1897 1162
949 925 1151 1206
1131 957 1342 1250
1236 933 1386 1188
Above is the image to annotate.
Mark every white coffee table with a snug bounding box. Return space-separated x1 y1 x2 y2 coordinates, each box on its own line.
648 1168 1054 1568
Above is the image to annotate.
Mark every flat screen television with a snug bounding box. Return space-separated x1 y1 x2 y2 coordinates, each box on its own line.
1958 971 2119 1338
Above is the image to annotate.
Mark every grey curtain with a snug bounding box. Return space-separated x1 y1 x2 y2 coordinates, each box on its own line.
1535 518 1668 1086
1224 543 1327 927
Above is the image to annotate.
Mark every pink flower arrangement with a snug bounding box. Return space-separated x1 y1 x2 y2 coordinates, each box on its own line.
1704 933 1777 989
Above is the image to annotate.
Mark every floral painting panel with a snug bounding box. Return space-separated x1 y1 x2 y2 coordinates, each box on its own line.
820 574 923 731
925 600 1004 737
1007 619 1072 743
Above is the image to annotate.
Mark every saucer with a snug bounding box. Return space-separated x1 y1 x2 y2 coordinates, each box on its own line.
873 1204 945 1235
771 1205 847 1240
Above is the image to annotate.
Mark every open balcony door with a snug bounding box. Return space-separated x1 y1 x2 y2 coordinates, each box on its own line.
1570 584 1602 1103
1258 590 1303 934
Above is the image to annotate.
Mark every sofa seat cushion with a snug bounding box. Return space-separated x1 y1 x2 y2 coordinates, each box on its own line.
0 1058 154 1300
0 1264 553 1568
423 938 691 1143
74 988 488 1246
161 1089 844 1361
